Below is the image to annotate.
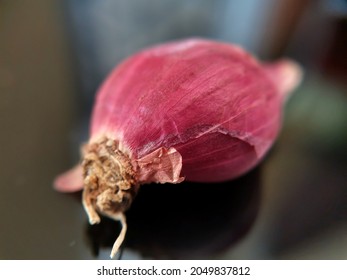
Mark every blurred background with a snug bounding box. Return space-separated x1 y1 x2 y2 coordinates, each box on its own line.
0 0 346 259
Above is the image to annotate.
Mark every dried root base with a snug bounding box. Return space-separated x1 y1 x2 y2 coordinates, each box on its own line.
81 137 138 258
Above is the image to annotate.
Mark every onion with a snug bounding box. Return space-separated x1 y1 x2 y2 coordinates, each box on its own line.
54 38 302 258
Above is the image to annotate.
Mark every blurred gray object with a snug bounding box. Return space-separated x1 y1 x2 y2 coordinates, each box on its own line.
63 0 278 109
64 0 219 107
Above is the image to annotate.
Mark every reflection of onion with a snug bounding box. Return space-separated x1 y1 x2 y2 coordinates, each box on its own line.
86 166 262 259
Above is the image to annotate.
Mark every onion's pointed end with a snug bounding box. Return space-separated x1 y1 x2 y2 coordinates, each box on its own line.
263 59 303 101
53 165 84 192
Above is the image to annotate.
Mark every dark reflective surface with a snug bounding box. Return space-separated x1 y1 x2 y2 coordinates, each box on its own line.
1 0 347 260
86 168 261 259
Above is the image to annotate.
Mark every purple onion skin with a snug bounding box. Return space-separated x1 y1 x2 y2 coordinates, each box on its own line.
90 39 301 183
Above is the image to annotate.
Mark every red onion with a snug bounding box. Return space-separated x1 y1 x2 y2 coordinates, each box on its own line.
54 38 302 257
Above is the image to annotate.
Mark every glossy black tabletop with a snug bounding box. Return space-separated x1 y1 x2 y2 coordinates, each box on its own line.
1 1 347 260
